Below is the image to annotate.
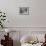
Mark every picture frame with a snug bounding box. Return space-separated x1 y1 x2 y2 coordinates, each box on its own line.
19 7 29 15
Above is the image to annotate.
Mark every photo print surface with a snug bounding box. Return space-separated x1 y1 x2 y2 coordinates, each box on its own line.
19 7 29 15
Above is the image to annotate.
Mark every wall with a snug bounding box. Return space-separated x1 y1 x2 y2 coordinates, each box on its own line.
32 0 46 27
0 0 46 27
0 0 31 27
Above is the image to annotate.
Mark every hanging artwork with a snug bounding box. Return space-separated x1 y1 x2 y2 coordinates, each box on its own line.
19 7 29 15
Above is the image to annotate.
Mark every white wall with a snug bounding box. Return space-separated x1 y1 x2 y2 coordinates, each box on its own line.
0 0 46 27
0 0 32 27
31 0 46 27
0 0 46 31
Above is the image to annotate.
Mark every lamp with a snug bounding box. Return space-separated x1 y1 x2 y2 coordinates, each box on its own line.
5 29 9 33
5 29 10 37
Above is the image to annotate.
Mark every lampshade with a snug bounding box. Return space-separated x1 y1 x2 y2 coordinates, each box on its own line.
5 29 10 33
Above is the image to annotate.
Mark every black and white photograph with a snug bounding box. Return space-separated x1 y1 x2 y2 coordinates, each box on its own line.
19 7 29 15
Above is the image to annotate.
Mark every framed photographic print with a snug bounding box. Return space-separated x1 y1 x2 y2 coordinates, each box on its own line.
19 7 29 15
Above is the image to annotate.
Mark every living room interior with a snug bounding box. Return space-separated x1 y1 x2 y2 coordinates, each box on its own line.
0 0 46 46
